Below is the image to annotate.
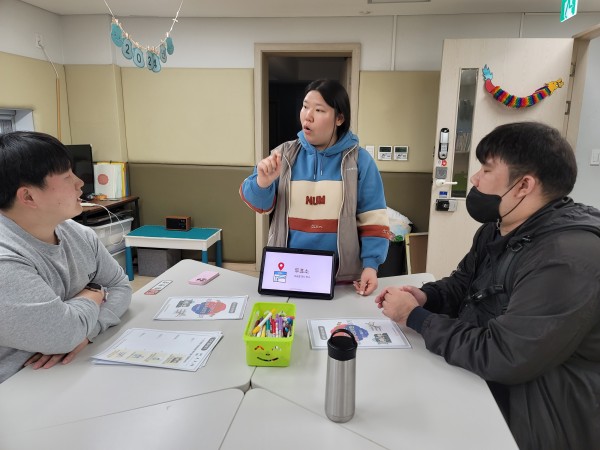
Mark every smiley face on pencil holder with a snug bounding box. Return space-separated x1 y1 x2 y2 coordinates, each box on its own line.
253 345 282 363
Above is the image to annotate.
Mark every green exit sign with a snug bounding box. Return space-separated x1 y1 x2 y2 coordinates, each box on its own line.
561 0 578 22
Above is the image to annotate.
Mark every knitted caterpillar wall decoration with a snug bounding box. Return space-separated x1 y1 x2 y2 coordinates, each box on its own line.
482 65 564 108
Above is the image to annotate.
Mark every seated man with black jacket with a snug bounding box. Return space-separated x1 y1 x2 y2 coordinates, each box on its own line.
375 121 600 450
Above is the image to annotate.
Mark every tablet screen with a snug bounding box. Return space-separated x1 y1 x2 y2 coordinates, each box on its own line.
258 247 336 300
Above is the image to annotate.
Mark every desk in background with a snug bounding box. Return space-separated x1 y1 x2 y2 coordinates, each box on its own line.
124 225 222 280
76 195 140 229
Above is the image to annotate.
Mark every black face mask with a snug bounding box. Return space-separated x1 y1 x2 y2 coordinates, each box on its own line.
466 179 524 224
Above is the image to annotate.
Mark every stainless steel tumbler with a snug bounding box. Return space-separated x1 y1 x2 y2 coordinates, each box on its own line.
325 328 357 423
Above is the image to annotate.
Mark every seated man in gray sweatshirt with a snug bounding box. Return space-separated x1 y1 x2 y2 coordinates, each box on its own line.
0 131 132 384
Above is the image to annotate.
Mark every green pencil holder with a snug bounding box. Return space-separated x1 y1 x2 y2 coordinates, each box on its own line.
243 302 296 367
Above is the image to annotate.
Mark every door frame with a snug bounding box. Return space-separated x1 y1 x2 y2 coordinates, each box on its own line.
253 43 361 268
566 23 600 148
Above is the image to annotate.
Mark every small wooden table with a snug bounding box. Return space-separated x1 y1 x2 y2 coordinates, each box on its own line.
124 225 222 280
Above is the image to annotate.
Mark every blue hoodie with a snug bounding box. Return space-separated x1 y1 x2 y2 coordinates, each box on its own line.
241 130 390 270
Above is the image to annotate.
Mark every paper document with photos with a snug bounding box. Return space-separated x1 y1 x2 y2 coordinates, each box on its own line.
91 328 223 371
307 318 411 350
154 295 248 320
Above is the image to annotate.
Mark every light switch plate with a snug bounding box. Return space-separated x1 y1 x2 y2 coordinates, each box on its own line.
591 149 600 166
378 145 392 161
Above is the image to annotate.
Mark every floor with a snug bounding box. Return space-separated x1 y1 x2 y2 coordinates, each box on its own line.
129 262 258 292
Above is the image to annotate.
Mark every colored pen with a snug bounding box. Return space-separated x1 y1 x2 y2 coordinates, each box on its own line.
252 309 276 335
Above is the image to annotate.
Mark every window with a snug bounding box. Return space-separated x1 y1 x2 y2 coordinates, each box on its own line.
0 109 34 134
0 110 15 134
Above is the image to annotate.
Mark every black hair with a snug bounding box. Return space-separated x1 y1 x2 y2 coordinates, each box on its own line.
304 79 351 139
475 121 577 200
0 131 72 210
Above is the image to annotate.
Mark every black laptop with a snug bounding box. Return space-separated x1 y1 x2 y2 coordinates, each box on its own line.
258 246 336 300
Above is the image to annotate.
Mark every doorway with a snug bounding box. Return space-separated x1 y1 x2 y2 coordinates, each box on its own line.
253 43 360 267
268 56 347 148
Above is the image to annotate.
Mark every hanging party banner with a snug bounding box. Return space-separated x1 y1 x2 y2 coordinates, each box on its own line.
482 64 564 108
104 0 183 73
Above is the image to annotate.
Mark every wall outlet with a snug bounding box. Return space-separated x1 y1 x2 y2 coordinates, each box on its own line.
35 33 43 48
591 149 600 166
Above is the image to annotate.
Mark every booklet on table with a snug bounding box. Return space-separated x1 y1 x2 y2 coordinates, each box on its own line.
307 318 411 349
153 295 248 320
91 328 223 371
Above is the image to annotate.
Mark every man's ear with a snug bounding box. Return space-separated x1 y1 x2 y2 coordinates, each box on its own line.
15 186 37 208
516 175 537 197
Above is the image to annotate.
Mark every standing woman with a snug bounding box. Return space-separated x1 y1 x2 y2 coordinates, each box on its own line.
240 79 390 296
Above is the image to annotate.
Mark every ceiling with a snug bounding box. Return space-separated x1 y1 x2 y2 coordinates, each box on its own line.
19 0 600 19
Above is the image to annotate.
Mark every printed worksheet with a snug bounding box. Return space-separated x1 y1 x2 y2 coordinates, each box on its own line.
91 328 223 371
307 318 411 349
153 296 248 320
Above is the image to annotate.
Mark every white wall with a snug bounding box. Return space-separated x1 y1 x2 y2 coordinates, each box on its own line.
393 14 521 70
571 38 600 209
61 14 114 65
2 0 599 70
521 13 600 37
1 0 599 208
59 12 600 70
0 0 64 63
59 16 396 69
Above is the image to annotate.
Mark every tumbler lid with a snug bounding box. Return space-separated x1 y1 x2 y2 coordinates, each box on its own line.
327 328 357 361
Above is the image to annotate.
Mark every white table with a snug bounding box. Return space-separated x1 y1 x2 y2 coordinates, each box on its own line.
0 260 285 435
250 275 519 450
221 388 386 450
0 263 518 449
0 389 243 450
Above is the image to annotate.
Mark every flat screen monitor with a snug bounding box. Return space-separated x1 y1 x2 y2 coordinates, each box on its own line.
65 144 94 199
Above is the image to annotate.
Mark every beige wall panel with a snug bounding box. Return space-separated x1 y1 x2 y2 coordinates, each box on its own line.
0 52 70 140
381 172 431 233
127 163 430 264
122 68 254 165
128 163 255 263
64 65 127 161
357 71 439 173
